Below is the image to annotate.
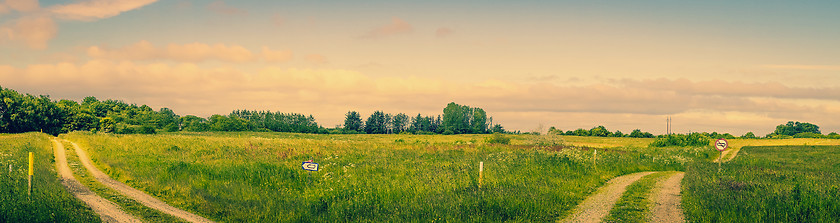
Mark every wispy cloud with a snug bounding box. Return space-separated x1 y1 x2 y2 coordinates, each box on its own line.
360 17 413 39
87 41 296 63
761 64 840 71
435 27 454 38
5 0 39 12
207 0 245 15
49 0 158 21
0 16 57 49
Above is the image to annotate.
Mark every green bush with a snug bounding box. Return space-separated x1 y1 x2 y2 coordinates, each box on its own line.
650 133 710 147
485 132 511 144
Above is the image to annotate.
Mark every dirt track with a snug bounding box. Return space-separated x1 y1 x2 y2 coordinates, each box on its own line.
560 171 655 223
648 172 685 223
67 140 215 223
52 138 141 223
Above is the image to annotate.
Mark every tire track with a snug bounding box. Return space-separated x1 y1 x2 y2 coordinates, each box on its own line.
648 172 685 223
67 140 214 223
52 138 141 223
560 171 655 223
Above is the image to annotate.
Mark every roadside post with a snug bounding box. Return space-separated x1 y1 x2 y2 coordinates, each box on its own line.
593 149 597 170
715 138 728 170
28 152 34 197
301 159 319 186
479 162 484 189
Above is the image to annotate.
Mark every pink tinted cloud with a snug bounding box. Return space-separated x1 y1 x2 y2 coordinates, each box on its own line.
262 47 292 63
5 0 39 12
435 27 454 38
207 0 245 15
49 0 158 21
0 16 57 49
360 17 413 39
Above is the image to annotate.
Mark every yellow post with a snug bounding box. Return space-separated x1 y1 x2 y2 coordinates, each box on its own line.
479 162 484 189
28 152 34 196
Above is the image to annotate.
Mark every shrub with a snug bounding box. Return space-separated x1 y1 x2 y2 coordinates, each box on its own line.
486 133 511 144
650 133 710 147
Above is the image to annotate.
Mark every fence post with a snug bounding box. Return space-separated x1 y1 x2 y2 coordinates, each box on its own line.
28 152 34 197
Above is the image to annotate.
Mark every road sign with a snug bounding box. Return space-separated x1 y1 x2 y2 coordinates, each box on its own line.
715 138 728 152
302 161 319 171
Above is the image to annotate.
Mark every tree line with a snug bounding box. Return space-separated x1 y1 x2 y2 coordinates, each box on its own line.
0 87 324 135
340 102 505 135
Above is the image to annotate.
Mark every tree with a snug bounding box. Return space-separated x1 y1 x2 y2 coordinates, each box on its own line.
741 132 757 139
99 117 116 133
180 115 209 132
392 113 409 133
774 121 821 136
589 126 610 137
344 111 363 133
364 111 387 134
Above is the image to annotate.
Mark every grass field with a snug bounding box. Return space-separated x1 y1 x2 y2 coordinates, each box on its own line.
63 131 713 222
0 133 100 222
682 145 840 222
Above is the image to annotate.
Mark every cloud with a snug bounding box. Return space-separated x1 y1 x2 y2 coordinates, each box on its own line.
360 17 413 39
435 27 454 38
87 41 271 63
207 0 244 15
2 60 839 134
761 64 840 71
5 0 39 12
0 4 8 14
0 16 57 49
49 0 158 21
304 54 327 64
262 47 292 63
271 13 284 27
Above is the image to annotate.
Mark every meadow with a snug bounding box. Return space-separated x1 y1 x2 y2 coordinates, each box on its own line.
64 132 712 222
682 145 840 222
0 133 99 222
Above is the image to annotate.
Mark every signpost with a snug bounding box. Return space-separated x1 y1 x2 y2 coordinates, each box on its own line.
302 160 318 186
715 138 728 169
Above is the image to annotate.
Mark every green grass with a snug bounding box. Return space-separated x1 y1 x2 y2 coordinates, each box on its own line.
59 139 188 223
683 145 840 222
602 171 675 223
64 131 714 222
0 133 100 223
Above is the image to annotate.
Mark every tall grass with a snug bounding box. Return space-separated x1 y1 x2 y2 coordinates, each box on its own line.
0 133 99 222
65 132 714 222
683 145 840 222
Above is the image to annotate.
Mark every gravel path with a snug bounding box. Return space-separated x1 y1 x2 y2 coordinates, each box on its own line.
68 140 215 223
648 172 685 223
52 138 141 223
560 171 655 223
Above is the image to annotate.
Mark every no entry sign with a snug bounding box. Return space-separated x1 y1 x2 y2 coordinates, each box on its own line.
715 138 728 152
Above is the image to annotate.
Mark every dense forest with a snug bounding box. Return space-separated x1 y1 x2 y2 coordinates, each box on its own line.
0 87 505 136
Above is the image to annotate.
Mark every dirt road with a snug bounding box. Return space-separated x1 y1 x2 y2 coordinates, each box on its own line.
52 138 141 223
67 140 215 223
560 171 655 223
648 172 685 223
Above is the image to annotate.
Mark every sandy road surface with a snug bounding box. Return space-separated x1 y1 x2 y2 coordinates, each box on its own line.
52 138 141 223
560 171 655 223
67 140 215 223
648 172 685 223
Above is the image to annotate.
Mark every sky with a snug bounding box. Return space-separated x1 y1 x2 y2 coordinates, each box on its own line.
2 0 839 135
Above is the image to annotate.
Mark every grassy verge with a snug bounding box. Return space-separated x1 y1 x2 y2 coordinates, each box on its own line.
602 171 674 223
683 145 840 222
0 133 99 222
65 131 713 222
59 138 189 223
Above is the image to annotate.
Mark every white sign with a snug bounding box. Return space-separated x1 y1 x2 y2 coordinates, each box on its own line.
302 161 319 171
715 138 728 152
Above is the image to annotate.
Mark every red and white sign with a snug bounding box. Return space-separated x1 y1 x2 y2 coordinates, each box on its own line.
715 138 728 152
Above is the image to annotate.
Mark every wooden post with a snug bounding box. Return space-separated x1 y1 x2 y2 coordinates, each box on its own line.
593 149 597 170
28 152 34 196
479 162 484 189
